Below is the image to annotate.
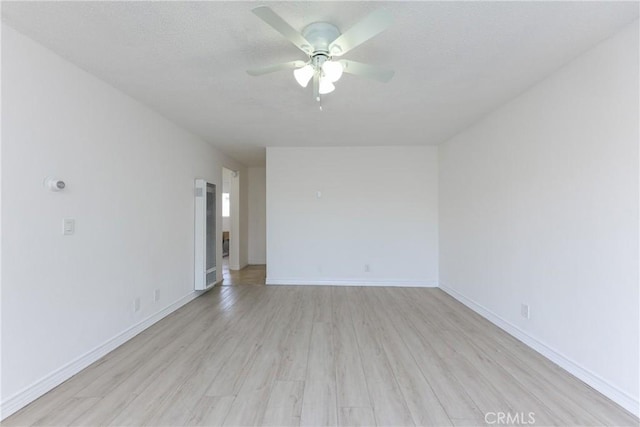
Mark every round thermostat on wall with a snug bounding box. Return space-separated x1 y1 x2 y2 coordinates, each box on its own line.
44 177 66 192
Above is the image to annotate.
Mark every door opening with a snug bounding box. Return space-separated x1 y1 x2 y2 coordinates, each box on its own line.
222 167 240 272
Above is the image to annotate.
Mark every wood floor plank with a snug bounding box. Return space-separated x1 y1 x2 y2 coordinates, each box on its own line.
305 323 335 385
31 397 99 426
447 330 559 426
2 392 78 427
311 287 333 323
205 288 284 397
69 289 247 426
222 388 272 427
223 289 299 425
300 322 338 427
338 407 377 427
380 288 485 423
364 288 453 426
331 287 372 409
76 286 237 399
186 395 236 427
300 380 338 427
144 291 251 417
70 353 182 425
393 289 514 416
450 417 492 426
68 392 139 427
261 380 304 427
106 311 233 425
144 287 263 426
346 288 415 427
4 274 637 427
275 288 314 382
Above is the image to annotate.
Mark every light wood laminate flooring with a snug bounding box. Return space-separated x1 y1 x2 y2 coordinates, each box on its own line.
222 258 265 286
4 269 637 426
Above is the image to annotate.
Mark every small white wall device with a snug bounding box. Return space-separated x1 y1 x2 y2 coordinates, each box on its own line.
44 177 66 192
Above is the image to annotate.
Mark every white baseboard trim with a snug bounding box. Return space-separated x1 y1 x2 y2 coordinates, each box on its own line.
0 290 205 421
439 284 640 417
229 262 248 271
248 259 266 265
266 278 437 287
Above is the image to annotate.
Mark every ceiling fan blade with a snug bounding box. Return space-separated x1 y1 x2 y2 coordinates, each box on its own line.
338 60 395 83
252 6 313 54
328 9 392 57
247 60 306 76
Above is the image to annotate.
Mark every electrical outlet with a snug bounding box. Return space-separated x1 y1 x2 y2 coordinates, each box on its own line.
364 264 370 273
154 289 160 302
521 303 530 319
134 297 141 312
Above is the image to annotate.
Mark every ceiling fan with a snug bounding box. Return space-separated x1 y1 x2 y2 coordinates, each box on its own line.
247 6 395 102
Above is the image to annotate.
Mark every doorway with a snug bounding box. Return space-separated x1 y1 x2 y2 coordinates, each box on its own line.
222 167 240 272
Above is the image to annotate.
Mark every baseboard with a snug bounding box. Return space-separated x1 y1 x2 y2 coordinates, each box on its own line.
0 290 205 420
248 259 266 265
439 284 640 417
266 278 438 287
229 262 247 271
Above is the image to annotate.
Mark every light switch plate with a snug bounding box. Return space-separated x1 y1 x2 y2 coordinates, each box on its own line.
63 218 75 235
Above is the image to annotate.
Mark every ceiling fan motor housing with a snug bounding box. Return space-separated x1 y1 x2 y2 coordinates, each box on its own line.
301 22 341 56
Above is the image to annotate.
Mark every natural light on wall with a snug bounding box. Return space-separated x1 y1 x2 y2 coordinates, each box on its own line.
222 192 230 217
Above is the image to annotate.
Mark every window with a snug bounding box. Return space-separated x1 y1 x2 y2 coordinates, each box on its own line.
222 192 230 217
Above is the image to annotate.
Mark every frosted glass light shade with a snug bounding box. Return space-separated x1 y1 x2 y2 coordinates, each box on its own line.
319 78 335 95
294 64 314 87
322 60 343 83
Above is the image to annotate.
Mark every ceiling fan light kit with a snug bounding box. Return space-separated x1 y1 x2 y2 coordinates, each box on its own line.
319 79 335 95
247 6 395 103
293 64 314 87
322 60 344 82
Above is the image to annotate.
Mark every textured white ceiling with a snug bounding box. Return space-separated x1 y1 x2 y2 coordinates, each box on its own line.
2 1 638 166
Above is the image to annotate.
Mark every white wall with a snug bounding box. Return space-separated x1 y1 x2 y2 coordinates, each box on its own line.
439 22 639 414
266 146 438 286
1 24 248 418
248 167 266 264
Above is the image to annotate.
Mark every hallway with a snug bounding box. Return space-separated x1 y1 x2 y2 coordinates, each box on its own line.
222 257 266 286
